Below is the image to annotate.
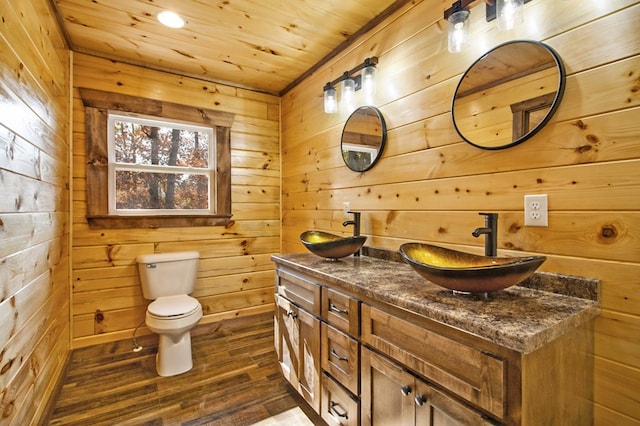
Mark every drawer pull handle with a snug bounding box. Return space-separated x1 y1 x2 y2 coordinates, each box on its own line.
330 348 348 362
415 394 427 406
286 311 298 319
329 303 348 315
400 385 412 396
330 401 348 419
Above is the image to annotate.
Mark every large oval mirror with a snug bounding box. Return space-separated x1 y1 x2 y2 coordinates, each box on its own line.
341 106 387 171
452 40 565 150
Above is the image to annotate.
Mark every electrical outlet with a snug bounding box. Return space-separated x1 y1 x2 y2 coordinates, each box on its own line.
524 194 548 227
343 201 351 219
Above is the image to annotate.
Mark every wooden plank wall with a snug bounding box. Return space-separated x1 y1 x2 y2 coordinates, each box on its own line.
281 0 640 424
71 54 281 348
0 0 71 424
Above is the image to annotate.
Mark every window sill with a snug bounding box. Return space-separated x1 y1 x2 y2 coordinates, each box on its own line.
87 215 233 229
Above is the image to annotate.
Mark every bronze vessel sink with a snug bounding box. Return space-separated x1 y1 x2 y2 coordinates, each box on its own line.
399 243 546 293
300 231 367 260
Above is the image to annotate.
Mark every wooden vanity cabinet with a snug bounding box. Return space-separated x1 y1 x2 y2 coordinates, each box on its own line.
273 259 594 425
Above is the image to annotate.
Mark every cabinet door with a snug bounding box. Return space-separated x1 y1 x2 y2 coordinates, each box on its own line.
275 294 298 384
297 305 321 413
275 294 321 413
362 347 493 426
414 378 496 426
361 347 414 426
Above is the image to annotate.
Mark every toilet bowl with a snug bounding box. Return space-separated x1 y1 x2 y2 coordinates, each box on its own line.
136 251 202 377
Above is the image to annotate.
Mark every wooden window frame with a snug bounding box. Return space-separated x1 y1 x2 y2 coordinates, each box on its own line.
80 88 234 229
510 92 555 141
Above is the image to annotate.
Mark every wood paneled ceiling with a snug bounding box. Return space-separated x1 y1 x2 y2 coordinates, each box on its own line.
52 0 408 95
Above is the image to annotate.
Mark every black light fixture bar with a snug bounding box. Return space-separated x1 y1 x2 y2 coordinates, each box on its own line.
324 57 378 92
444 0 474 20
444 0 532 22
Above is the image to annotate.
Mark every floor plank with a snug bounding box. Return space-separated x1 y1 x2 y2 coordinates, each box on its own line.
47 313 325 426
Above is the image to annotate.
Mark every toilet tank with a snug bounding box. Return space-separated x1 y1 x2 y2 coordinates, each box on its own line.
136 251 199 299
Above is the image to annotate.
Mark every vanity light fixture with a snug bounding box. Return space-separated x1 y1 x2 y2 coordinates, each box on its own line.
157 11 185 29
361 62 377 97
341 73 356 113
485 0 531 30
496 0 524 30
323 57 378 114
444 0 473 54
323 84 337 113
444 0 532 54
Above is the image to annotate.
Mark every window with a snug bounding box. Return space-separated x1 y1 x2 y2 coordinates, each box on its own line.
108 112 215 215
80 89 234 229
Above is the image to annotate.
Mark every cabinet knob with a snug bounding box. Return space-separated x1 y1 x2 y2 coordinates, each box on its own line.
286 310 298 319
415 394 427 406
400 385 412 396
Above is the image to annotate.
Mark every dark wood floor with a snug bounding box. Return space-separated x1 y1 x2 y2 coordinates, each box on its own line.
47 313 326 426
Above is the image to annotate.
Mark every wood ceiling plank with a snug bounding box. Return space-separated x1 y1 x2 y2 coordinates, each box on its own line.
53 0 401 93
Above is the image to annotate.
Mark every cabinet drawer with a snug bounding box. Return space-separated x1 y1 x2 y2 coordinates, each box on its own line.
361 304 506 420
321 323 359 395
321 373 360 426
322 286 360 336
276 267 321 316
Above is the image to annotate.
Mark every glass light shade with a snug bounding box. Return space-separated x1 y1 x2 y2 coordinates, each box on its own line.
341 78 356 112
361 65 377 98
447 10 470 54
324 86 337 113
497 0 524 31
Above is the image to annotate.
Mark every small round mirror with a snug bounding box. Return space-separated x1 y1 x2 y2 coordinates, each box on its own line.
452 40 565 150
341 106 387 171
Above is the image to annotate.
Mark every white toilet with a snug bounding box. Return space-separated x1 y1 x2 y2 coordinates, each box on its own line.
136 251 203 377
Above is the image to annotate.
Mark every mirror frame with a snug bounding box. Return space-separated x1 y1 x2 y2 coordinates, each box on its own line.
452 40 566 150
341 106 387 172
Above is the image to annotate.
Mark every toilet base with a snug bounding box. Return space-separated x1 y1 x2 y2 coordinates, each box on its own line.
156 331 194 377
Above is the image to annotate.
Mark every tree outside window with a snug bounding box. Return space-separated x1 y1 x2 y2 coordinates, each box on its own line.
108 113 214 214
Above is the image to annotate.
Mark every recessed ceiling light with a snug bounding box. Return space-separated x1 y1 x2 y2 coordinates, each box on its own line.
157 11 185 29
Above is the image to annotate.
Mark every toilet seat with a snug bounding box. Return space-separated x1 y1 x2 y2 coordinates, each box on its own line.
148 294 200 319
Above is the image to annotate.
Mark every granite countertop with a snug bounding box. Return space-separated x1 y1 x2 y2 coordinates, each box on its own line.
271 250 600 354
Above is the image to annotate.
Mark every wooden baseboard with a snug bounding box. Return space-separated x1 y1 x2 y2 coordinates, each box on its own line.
71 304 276 349
39 350 73 425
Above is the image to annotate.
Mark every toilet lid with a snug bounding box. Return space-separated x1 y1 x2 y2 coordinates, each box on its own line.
148 295 200 317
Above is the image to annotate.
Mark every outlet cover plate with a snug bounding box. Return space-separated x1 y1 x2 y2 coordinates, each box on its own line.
343 201 351 219
524 194 548 227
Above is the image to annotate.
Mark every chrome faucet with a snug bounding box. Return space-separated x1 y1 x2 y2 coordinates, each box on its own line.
472 212 498 257
343 211 361 256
